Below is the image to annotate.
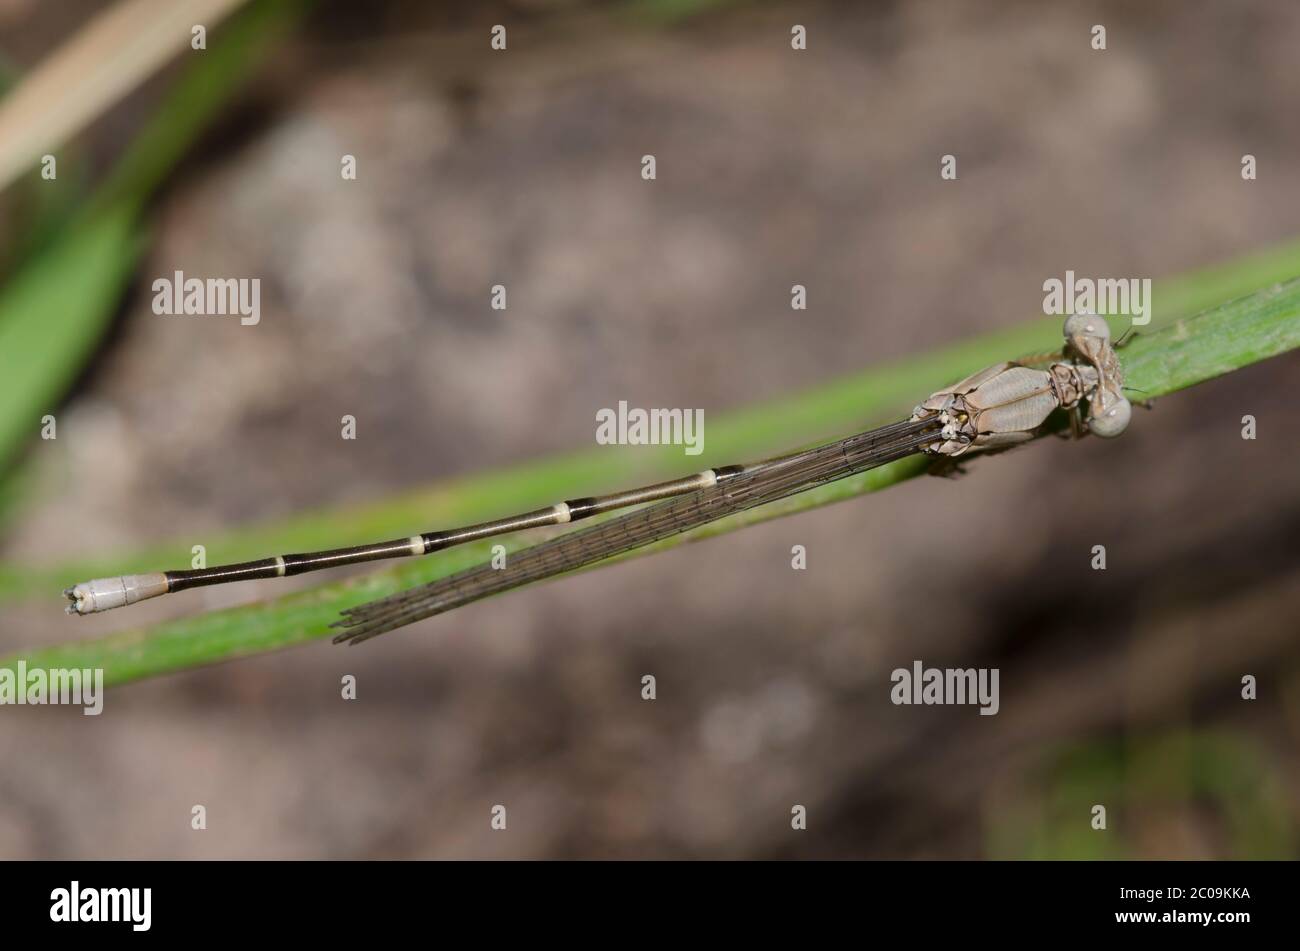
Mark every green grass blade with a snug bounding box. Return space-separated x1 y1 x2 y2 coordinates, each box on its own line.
0 205 144 474
4 275 1297 687
5 238 1300 603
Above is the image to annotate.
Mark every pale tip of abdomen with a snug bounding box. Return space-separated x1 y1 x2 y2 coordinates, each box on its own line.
63 573 169 615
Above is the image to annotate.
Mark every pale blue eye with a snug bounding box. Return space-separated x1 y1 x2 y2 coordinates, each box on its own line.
1090 397 1131 438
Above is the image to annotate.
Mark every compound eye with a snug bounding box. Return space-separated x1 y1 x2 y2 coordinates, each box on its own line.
1063 313 1110 344
1089 396 1131 438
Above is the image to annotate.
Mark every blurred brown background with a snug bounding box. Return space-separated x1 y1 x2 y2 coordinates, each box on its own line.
0 0 1297 858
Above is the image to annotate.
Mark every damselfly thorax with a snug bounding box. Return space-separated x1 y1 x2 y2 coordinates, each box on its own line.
910 313 1130 455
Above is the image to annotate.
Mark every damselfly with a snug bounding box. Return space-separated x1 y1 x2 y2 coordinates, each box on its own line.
64 314 1131 644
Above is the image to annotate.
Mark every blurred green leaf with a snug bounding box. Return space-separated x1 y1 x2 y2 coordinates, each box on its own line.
987 731 1294 859
0 0 305 479
0 204 144 473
